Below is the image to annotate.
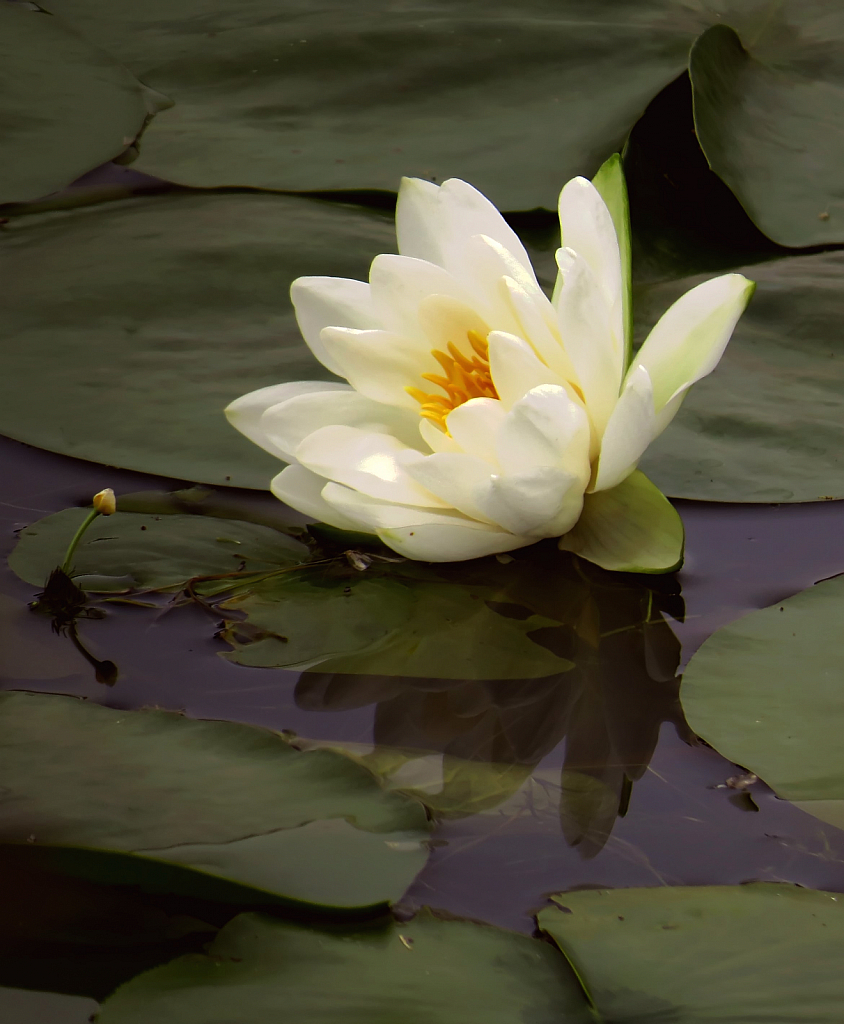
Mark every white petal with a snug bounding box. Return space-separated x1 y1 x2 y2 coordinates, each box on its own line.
446 234 535 330
270 465 367 532
496 384 591 483
591 365 656 493
486 467 584 537
322 481 482 530
635 274 755 411
487 331 566 408
379 522 530 561
554 247 623 446
558 176 623 340
290 277 378 375
369 253 473 343
416 293 490 355
261 389 425 460
319 327 429 409
295 425 448 507
419 418 462 454
436 178 534 276
502 275 577 382
403 451 501 524
445 397 507 462
395 176 444 265
225 381 349 460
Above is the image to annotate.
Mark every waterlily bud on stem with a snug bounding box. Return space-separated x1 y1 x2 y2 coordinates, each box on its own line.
60 488 117 574
92 488 116 515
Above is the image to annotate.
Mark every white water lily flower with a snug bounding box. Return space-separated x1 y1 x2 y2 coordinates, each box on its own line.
227 157 754 572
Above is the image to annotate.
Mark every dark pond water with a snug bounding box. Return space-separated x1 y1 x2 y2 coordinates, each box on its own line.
2 428 844 1020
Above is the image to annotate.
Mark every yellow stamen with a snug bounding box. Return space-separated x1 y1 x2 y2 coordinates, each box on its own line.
405 328 499 434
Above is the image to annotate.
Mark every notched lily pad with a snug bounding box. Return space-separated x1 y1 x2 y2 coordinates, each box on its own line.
539 883 844 1023
0 691 431 910
96 909 591 1024
681 573 844 830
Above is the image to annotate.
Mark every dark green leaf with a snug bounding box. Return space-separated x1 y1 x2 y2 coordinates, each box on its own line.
8 507 307 591
0 192 394 487
691 22 844 247
96 910 590 1024
539 883 844 1022
0 2 152 205
681 574 844 830
0 692 430 909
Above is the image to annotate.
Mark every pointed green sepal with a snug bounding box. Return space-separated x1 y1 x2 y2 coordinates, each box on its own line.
558 470 684 574
592 153 633 368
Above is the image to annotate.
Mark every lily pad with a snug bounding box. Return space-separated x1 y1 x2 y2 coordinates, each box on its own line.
0 1 152 206
539 883 844 1022
0 691 430 909
96 909 590 1024
690 23 844 247
637 249 844 501
680 574 844 830
0 191 395 487
8 506 307 591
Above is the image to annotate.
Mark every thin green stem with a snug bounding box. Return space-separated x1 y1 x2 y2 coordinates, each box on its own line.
60 509 100 574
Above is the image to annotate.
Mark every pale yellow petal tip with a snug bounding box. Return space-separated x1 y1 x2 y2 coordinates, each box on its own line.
92 488 116 516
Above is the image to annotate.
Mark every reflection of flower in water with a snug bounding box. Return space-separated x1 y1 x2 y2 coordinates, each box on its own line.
295 546 689 855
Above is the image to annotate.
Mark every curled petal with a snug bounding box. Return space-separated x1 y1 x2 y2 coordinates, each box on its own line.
290 277 378 375
226 381 350 460
591 365 655 493
320 327 432 409
270 465 366 532
487 331 566 408
635 273 755 412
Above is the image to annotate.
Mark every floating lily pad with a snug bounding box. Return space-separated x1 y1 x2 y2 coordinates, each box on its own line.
680 574 844 830
96 909 590 1024
0 192 395 487
8 506 306 591
0 1 152 206
0 692 430 909
637 249 844 501
539 883 844 1022
690 23 844 247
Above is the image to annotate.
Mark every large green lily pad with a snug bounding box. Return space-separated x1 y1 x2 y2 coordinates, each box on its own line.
8 506 306 591
39 1 844 247
539 883 844 1022
0 2 152 206
681 574 844 830
690 22 844 247
0 191 394 487
96 909 590 1024
637 249 844 501
0 692 430 909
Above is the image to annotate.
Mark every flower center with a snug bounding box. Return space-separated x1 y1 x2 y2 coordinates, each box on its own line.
406 330 498 431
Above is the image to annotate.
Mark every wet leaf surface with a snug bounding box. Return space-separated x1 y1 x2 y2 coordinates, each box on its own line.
0 692 431 910
0 2 151 205
540 883 844 1022
96 910 590 1024
681 573 844 830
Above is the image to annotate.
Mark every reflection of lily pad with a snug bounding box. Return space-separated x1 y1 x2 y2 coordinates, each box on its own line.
637 250 844 501
540 883 844 1022
0 1 151 206
0 692 430 910
219 570 574 679
0 192 393 487
681 575 844 830
8 507 306 591
97 910 590 1024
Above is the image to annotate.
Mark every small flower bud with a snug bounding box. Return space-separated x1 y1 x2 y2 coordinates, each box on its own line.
92 488 116 515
